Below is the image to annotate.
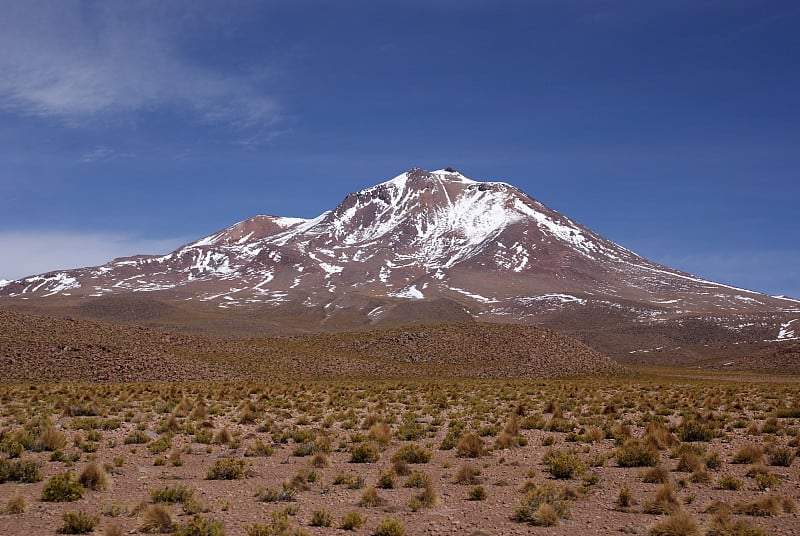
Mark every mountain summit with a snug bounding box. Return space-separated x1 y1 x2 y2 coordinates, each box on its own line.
1 167 797 341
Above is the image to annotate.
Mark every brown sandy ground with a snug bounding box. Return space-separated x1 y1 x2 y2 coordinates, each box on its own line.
1 376 799 535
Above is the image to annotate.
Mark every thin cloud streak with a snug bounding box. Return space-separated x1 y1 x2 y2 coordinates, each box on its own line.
0 231 188 281
0 1 279 127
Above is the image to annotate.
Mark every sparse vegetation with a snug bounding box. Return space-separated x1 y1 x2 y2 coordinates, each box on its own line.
373 516 405 536
42 472 84 502
0 360 799 535
206 457 246 480
58 511 99 534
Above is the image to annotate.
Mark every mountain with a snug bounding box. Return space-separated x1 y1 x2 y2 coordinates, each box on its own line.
1 167 798 358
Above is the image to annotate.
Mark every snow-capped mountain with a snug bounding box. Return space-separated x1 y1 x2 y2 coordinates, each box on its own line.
1 168 798 336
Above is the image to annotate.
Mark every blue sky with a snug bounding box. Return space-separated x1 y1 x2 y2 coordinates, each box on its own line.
1 0 798 298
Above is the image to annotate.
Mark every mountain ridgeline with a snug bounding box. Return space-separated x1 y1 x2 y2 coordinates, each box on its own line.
1 167 797 363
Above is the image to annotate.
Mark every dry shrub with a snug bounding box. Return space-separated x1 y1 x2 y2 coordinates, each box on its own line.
456 433 486 458
211 427 233 445
513 482 570 526
79 461 110 491
409 481 439 510
2 493 26 514
644 422 678 450
732 495 787 517
38 425 67 451
368 422 392 447
543 449 586 479
373 516 405 536
392 459 410 476
648 509 700 536
531 503 559 527
454 463 482 485
350 441 380 463
139 503 174 533
495 431 516 449
616 485 634 510
58 510 99 534
310 452 330 468
643 484 680 515
676 451 705 473
767 446 795 467
104 523 124 536
616 439 659 467
705 512 770 536
358 486 386 507
732 444 763 465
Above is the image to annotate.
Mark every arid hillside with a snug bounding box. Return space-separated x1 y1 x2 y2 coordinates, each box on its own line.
0 308 625 382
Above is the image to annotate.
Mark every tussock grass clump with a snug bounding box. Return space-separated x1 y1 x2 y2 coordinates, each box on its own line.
409 481 439 510
468 485 487 500
42 471 85 502
124 430 150 444
647 509 700 536
454 463 482 485
616 439 659 467
0 458 42 483
58 511 99 534
706 512 770 536
359 486 386 507
717 475 743 491
373 516 405 536
340 511 364 531
644 421 678 450
367 422 392 447
139 503 174 533
79 461 110 491
767 446 795 467
676 450 705 473
643 484 680 515
350 441 380 463
513 482 571 526
245 439 275 457
2 493 26 514
377 470 396 489
642 465 670 484
733 495 795 516
38 425 68 451
206 457 246 480
455 433 486 458
391 444 431 464
746 465 780 490
732 444 763 465
151 485 194 504
173 514 226 536
543 449 586 479
309 509 332 527
309 451 330 468
616 484 634 510
677 419 714 442
404 470 431 488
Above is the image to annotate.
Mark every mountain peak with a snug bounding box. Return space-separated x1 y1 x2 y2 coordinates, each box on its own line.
2 168 798 336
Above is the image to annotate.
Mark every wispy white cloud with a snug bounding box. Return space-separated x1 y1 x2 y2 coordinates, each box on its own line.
79 145 133 163
0 1 279 128
0 230 187 281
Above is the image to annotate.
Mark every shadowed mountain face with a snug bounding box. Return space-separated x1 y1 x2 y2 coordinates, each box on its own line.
1 167 798 356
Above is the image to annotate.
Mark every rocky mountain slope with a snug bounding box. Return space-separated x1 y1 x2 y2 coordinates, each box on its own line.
1 167 797 357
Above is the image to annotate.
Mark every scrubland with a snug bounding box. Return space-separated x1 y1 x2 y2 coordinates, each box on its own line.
1 377 799 535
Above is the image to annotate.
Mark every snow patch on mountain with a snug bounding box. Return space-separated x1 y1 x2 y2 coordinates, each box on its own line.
777 319 798 341
390 285 424 299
